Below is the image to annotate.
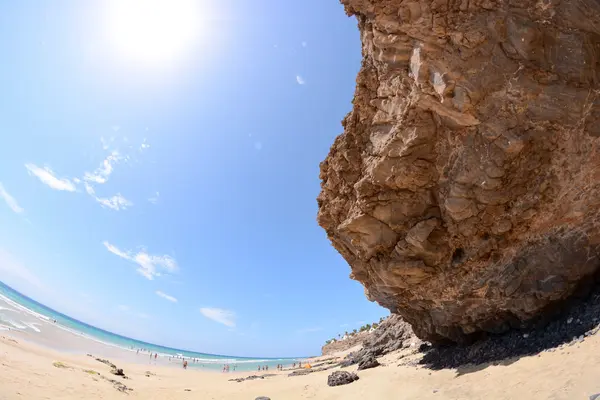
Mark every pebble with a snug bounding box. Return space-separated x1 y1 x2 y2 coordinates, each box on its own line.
523 333 529 338
567 317 573 324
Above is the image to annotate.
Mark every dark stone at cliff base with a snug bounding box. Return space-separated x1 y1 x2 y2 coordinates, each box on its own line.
111 368 125 377
255 397 271 400
327 371 359 387
419 286 600 369
317 0 600 343
357 356 380 370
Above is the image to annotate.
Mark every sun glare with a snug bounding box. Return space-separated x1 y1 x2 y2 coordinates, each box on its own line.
106 0 201 65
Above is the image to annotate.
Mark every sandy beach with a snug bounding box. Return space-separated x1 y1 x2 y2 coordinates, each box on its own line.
3 326 600 400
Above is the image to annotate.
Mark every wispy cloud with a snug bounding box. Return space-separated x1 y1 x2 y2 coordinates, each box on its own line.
140 138 150 151
156 290 177 303
0 183 24 214
117 304 130 312
83 151 122 184
297 327 322 334
339 323 349 328
96 194 132 211
200 307 236 328
296 75 306 85
301 41 307 47
103 241 178 280
148 191 160 204
25 164 76 192
84 182 96 196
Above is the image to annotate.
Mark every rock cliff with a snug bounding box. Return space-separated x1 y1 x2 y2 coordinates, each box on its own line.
318 0 600 342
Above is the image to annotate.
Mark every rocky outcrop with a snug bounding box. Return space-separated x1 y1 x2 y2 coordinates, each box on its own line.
341 314 421 365
318 0 600 343
322 330 372 355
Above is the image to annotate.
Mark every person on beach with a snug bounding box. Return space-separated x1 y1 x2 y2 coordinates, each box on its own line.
183 360 188 369
154 353 157 360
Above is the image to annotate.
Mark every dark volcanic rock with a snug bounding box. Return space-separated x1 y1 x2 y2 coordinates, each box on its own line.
317 0 600 343
419 286 600 369
327 371 359 387
357 356 380 370
228 374 275 383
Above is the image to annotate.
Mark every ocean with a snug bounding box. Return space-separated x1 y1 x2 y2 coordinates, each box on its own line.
0 281 301 371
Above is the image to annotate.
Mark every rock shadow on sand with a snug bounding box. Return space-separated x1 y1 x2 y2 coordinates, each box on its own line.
418 277 600 374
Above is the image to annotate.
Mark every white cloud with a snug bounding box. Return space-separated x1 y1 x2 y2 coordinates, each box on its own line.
254 142 263 151
339 323 349 328
155 291 177 303
148 191 160 204
117 304 130 312
200 307 236 328
296 75 306 85
96 194 132 211
111 125 121 132
103 241 178 280
84 182 96 196
84 151 122 184
301 41 307 47
0 183 24 214
297 327 322 334
25 164 76 192
141 138 150 151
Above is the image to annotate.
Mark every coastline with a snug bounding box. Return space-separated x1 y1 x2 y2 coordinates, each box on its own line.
4 326 600 399
0 283 302 372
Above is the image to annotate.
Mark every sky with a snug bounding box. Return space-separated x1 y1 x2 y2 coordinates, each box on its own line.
0 0 387 357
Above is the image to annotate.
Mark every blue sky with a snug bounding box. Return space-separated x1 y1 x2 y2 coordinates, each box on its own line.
0 0 387 357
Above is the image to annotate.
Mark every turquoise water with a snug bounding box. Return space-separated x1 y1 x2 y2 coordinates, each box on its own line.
0 281 300 371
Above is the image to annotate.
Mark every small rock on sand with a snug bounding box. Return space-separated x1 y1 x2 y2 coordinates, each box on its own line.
327 371 359 387
255 397 271 400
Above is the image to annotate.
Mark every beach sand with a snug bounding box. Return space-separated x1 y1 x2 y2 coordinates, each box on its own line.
2 329 600 399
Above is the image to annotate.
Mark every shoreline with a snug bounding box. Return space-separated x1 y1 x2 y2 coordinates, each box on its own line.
0 286 303 373
0 285 305 371
4 328 600 399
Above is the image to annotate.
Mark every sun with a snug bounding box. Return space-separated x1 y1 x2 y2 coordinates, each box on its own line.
106 0 201 65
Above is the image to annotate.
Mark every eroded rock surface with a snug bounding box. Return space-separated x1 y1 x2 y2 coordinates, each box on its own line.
318 0 600 342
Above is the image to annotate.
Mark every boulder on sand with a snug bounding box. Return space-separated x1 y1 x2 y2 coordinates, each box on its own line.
357 356 380 371
327 371 359 386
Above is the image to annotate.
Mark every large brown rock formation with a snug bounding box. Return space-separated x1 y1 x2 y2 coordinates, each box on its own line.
317 0 600 342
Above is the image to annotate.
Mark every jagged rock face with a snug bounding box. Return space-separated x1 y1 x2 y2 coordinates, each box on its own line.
318 0 600 342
